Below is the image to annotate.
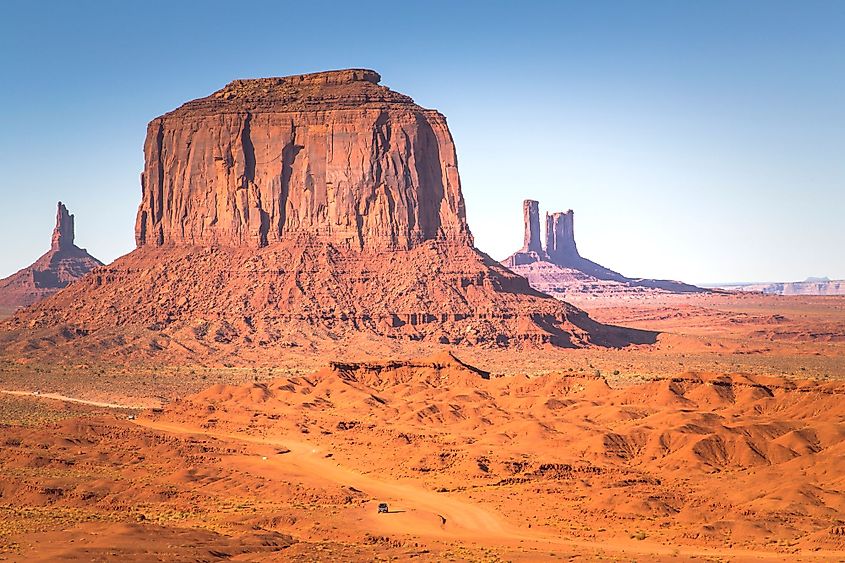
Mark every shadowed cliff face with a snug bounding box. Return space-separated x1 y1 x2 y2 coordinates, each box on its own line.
135 69 472 251
51 202 76 251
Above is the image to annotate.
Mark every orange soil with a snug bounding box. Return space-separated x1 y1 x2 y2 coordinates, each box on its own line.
0 293 843 561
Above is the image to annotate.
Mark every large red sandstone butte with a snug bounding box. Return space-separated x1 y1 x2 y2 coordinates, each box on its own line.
0 202 102 315
135 69 471 251
1 70 654 361
503 199 704 299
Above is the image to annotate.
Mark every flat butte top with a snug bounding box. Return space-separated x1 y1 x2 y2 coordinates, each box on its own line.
163 69 424 117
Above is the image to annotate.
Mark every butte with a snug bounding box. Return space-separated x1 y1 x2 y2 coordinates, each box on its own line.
503 199 706 299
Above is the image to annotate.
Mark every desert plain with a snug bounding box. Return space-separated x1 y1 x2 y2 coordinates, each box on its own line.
0 291 843 562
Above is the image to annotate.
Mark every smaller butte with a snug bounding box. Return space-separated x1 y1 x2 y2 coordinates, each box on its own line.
0 202 103 315
503 199 705 298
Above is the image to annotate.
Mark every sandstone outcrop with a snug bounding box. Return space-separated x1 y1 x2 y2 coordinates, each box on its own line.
503 200 705 299
522 199 543 254
0 202 103 315
1 71 655 360
507 200 546 267
135 69 471 251
545 210 578 265
51 202 75 251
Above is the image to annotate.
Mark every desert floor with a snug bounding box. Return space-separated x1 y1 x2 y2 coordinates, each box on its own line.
0 293 843 561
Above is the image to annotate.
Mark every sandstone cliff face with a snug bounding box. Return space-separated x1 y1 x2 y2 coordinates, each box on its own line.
522 199 543 254
503 200 704 297
0 202 102 315
135 69 471 251
545 210 578 265
505 199 546 267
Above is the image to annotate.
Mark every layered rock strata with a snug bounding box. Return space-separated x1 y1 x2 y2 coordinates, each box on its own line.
722 278 845 296
135 69 471 251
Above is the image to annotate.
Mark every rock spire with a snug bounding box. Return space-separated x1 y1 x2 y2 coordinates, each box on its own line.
522 200 543 253
0 202 102 314
1 71 655 359
51 202 75 251
545 209 578 265
503 199 705 295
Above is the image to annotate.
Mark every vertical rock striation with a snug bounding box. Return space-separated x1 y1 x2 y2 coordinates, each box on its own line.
522 200 543 253
51 202 75 251
545 210 578 265
135 69 472 251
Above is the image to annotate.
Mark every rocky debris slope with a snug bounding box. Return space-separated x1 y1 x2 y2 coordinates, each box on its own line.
503 199 704 299
1 71 655 360
0 202 102 315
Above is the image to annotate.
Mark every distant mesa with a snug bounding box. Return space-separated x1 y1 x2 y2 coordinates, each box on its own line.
503 199 706 299
0 202 103 316
718 278 845 296
1 70 656 360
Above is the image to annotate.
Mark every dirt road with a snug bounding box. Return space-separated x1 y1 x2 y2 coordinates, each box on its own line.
0 388 149 409
134 419 831 561
0 390 834 561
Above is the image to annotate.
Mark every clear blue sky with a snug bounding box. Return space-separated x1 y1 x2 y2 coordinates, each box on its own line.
1 0 843 284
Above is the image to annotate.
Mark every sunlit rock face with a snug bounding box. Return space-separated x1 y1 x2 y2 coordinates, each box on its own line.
135 69 472 251
0 71 656 360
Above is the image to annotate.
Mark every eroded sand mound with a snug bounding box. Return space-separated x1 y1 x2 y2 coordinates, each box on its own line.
154 355 845 554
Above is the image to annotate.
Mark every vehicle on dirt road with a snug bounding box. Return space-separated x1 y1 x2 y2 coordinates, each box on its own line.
377 502 389 514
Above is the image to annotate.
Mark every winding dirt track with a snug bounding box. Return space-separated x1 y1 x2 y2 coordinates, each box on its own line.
2 389 837 561
0 389 148 409
135 419 835 562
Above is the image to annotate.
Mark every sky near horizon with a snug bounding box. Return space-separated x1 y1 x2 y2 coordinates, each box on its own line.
0 0 843 284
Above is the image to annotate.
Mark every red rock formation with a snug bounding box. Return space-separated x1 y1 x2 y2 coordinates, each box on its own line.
1 71 655 359
135 69 471 251
504 199 704 296
505 200 547 267
545 210 578 265
0 202 102 315
522 200 543 254
51 202 75 251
